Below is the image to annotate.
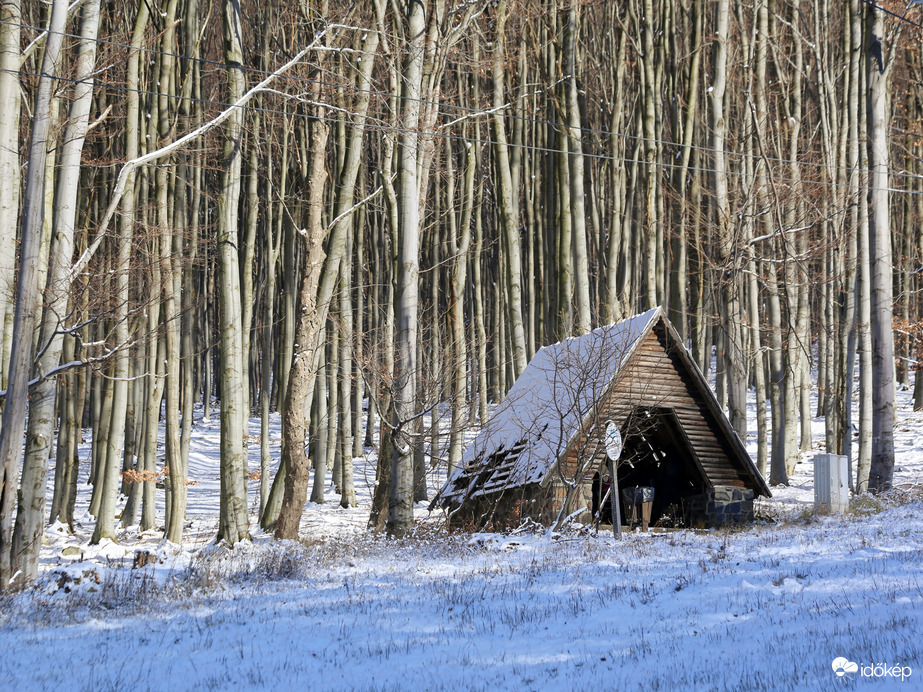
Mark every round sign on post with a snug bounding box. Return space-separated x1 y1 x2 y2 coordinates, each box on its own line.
605 420 622 461
603 420 623 539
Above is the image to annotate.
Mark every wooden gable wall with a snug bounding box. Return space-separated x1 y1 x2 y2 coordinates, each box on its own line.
560 320 753 488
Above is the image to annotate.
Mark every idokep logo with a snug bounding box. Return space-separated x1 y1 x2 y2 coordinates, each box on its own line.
832 657 913 682
832 658 859 677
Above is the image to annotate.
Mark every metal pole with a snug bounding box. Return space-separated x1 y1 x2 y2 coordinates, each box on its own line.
608 459 622 539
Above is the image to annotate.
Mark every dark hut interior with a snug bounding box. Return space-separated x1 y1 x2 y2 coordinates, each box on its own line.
591 407 709 527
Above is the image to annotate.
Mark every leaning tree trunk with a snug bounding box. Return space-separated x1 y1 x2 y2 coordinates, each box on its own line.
262 26 378 528
273 90 331 540
271 27 382 530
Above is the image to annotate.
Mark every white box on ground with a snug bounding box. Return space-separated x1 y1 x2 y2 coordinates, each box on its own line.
814 454 849 514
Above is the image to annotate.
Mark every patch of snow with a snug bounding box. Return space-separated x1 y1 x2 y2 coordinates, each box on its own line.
0 346 921 690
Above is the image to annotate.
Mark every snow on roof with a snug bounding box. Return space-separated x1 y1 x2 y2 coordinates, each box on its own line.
439 308 661 503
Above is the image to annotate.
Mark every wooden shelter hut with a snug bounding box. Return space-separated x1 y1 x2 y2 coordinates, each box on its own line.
433 307 771 530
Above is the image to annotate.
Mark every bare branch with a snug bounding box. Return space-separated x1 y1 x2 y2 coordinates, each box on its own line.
67 23 367 284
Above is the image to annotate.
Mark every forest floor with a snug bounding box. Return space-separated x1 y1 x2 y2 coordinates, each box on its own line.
0 388 921 691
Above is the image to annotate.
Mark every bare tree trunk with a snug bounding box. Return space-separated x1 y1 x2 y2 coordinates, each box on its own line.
339 226 357 508
710 0 746 441
387 0 427 537
0 0 68 589
259 115 290 522
49 332 77 525
369 68 400 531
638 0 661 311
310 339 329 505
866 4 895 491
140 283 164 532
472 70 488 422
352 204 365 460
260 151 282 516
113 1 151 533
241 116 261 417
161 187 185 542
669 0 703 337
448 133 474 474
0 0 21 389
153 0 185 545
853 0 872 490
216 0 250 545
16 0 100 577
274 88 330 540
490 0 528 376
263 26 378 528
327 326 340 496
564 2 591 334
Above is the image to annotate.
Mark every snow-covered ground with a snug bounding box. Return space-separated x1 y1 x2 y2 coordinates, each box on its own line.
0 387 921 691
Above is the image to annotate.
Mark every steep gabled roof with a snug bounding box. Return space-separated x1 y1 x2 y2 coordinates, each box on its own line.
435 307 770 509
436 308 661 506
654 312 771 497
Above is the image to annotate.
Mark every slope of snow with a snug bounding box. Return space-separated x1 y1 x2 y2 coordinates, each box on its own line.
440 308 659 502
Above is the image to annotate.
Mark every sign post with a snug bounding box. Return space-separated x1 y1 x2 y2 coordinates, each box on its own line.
605 420 623 540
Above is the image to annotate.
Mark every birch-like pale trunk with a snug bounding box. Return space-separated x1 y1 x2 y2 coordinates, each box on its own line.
471 40 488 423
15 0 100 577
0 0 20 389
866 5 895 492
668 0 703 337
639 0 660 311
842 0 861 470
851 0 872 489
259 116 291 520
490 0 528 376
140 270 164 532
326 327 340 497
710 0 746 441
161 178 185 542
310 340 329 505
216 0 250 545
368 52 400 530
605 21 628 325
241 115 261 417
387 0 427 537
742 1 767 477
352 206 365 460
0 0 67 590
564 2 591 334
555 133 574 338
49 331 78 525
448 135 474 474
153 0 185 545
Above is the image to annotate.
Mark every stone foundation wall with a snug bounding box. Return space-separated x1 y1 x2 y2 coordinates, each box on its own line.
684 486 754 528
